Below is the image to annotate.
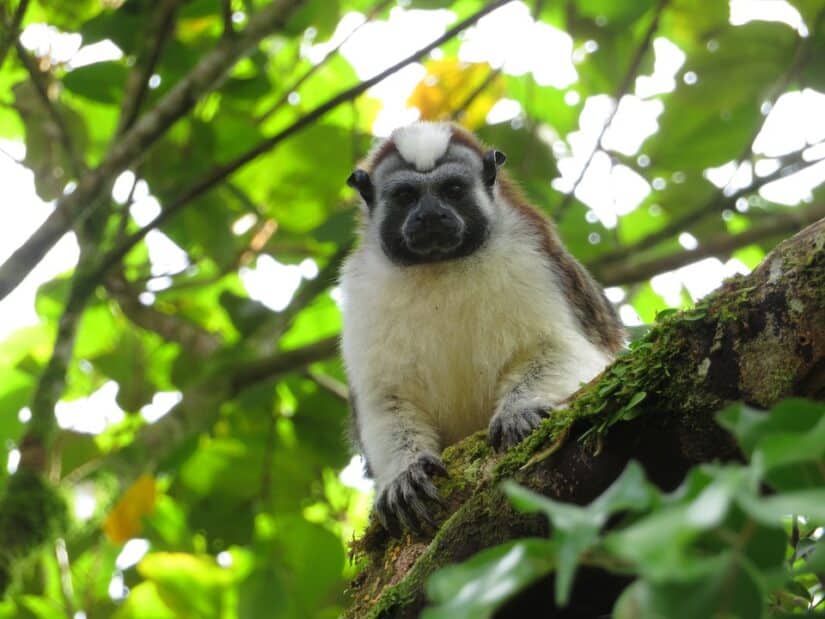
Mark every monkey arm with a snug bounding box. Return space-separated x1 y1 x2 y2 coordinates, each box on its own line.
490 344 608 450
358 395 446 535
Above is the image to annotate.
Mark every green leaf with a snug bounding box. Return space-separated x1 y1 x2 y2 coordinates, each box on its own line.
17 595 65 619
284 0 341 39
590 461 657 514
113 582 177 619
576 0 657 25
137 553 233 619
604 466 748 579
716 399 825 457
237 566 290 619
753 415 825 473
504 483 600 603
737 489 825 525
613 553 764 619
423 539 556 619
796 538 825 574
311 208 357 244
504 462 655 603
63 62 128 104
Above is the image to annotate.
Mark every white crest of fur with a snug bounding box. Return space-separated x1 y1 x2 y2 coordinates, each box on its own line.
391 122 452 171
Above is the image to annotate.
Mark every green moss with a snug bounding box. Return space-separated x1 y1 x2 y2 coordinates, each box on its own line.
0 470 68 596
358 490 523 619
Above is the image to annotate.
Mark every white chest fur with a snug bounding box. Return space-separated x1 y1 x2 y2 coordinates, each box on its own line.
340 212 609 448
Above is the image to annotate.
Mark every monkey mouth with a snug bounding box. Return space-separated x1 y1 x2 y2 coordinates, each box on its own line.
402 225 464 256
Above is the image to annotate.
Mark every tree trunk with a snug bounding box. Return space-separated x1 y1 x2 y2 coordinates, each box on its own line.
345 218 825 619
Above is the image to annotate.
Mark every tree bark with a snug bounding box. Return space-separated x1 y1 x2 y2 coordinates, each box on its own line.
345 218 825 619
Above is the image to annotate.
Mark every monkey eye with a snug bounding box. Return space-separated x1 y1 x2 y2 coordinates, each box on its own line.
441 180 466 201
392 185 418 206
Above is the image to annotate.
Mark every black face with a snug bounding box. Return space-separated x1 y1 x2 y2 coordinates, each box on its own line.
377 172 491 265
347 147 505 266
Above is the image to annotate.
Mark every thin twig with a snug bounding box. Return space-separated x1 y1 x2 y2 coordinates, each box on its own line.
113 168 140 242
0 0 29 70
588 148 825 269
259 410 276 503
554 0 668 221
89 1 514 285
594 201 825 286
20 255 98 472
74 333 340 483
255 0 395 125
230 335 340 392
305 369 349 401
709 8 820 219
54 539 77 616
221 0 235 39
450 67 502 122
15 41 85 175
105 271 223 356
116 0 180 136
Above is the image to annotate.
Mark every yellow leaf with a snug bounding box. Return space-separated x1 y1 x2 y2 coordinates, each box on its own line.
407 59 504 130
103 474 157 543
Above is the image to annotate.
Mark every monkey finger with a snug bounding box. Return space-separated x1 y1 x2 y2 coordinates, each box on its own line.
395 498 422 534
417 453 448 478
400 484 434 530
409 462 443 501
489 419 504 450
522 416 541 437
388 483 421 534
411 472 442 504
408 497 436 530
408 473 441 511
376 489 403 536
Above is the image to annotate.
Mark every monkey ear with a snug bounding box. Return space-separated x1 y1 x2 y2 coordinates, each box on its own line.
347 169 375 208
482 149 506 186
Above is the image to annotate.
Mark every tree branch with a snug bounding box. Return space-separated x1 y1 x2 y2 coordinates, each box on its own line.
88 0 515 285
305 369 349 401
15 41 85 175
230 335 340 393
95 334 341 478
594 202 825 286
255 0 395 125
221 0 235 39
105 270 223 356
0 0 28 70
0 0 305 301
553 0 667 221
116 0 180 136
347 218 825 618
450 67 502 122
20 256 99 473
588 149 825 269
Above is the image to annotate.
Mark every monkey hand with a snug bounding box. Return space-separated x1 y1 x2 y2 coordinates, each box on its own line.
488 403 551 451
374 453 447 536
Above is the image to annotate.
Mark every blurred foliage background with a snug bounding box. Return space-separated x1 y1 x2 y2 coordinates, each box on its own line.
0 0 823 617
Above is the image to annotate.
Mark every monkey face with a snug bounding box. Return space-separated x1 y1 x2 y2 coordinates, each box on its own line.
347 139 505 266
378 169 488 264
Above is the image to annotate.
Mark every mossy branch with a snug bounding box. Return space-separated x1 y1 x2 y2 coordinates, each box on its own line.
346 217 825 619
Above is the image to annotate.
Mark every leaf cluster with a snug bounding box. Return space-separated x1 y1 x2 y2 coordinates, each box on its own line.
425 399 825 618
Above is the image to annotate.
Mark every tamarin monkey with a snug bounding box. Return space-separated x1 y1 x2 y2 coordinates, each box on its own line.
340 122 624 535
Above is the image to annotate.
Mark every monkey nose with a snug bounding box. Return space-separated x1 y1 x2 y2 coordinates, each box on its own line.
402 207 464 255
